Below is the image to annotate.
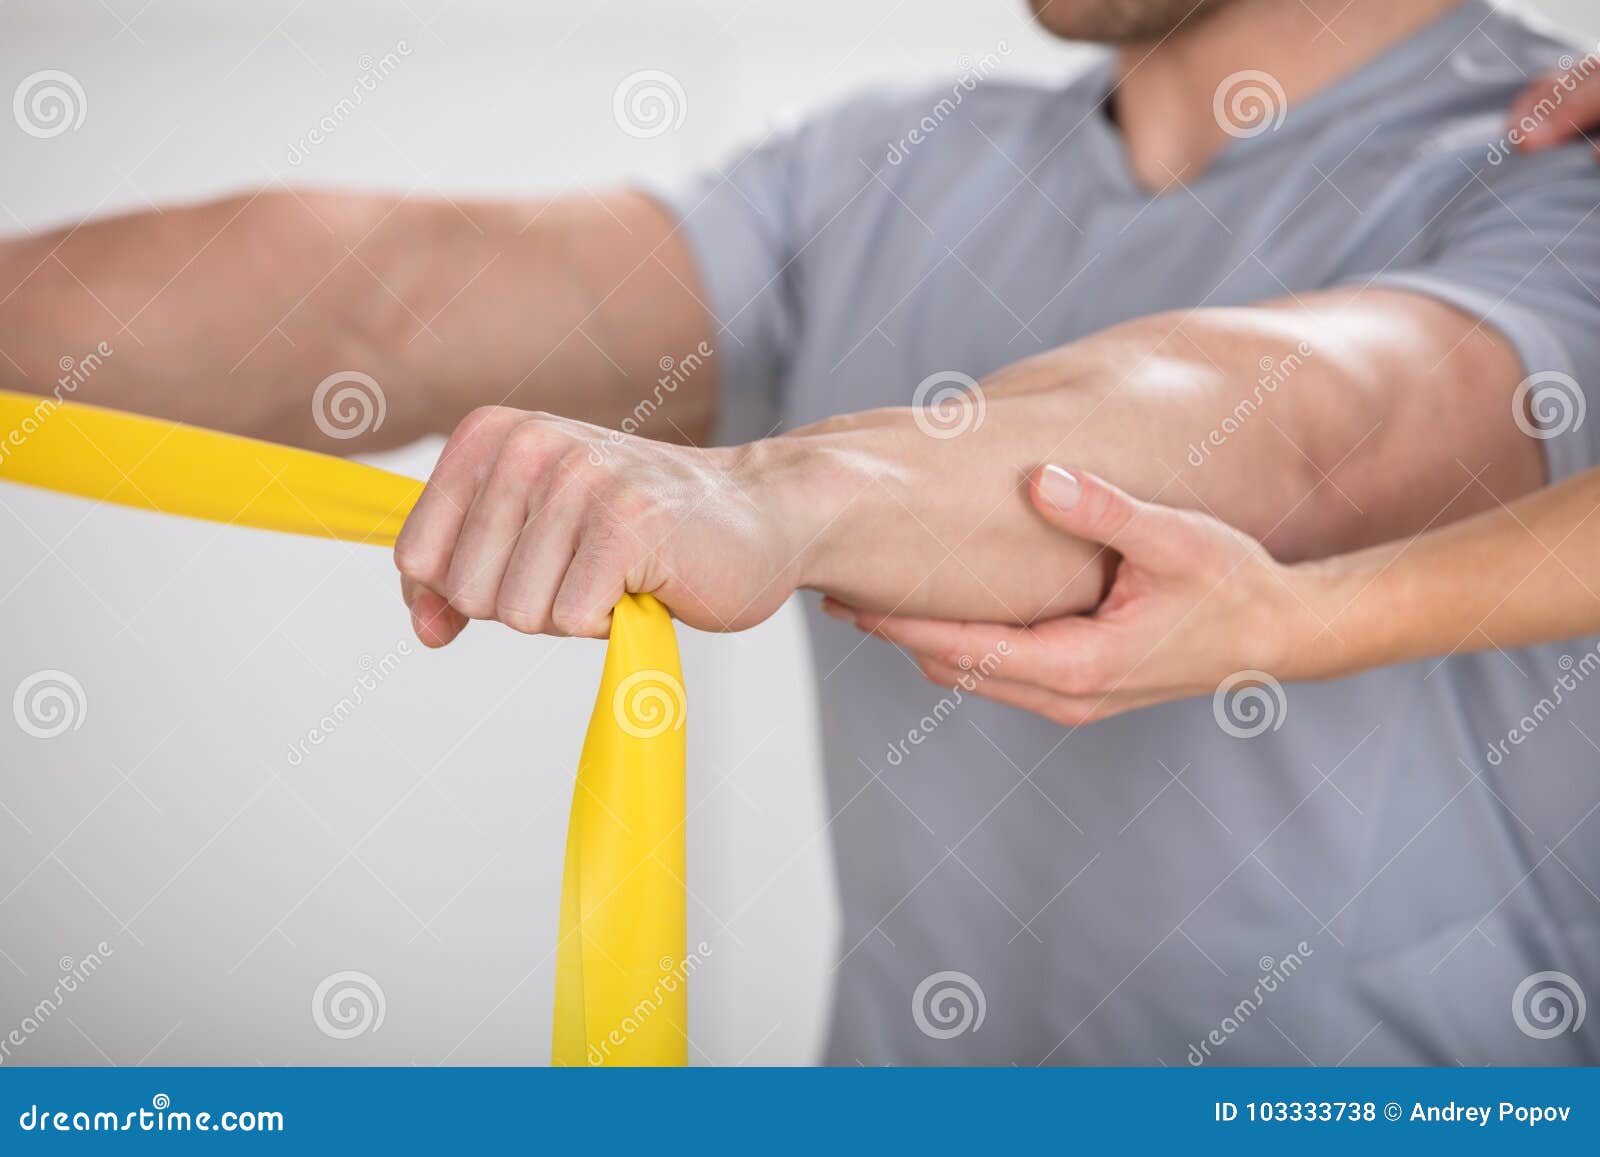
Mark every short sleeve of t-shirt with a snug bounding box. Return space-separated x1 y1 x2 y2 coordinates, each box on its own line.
647 92 926 441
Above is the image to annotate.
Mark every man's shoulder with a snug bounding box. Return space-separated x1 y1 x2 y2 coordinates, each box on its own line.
1390 3 1586 129
1318 5 1596 203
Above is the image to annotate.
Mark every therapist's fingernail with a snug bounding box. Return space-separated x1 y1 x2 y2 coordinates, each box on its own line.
1038 465 1082 509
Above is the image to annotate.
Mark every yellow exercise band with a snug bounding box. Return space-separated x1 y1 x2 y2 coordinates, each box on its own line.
0 389 686 1066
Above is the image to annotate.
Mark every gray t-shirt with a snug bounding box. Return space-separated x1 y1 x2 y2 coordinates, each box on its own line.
659 0 1600 1065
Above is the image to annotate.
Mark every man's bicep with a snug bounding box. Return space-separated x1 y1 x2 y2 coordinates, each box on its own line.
1350 146 1600 488
1266 286 1544 551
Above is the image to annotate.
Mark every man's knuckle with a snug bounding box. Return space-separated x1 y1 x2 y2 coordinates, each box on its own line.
448 405 512 450
496 599 544 635
443 576 492 619
502 419 559 469
393 542 436 583
549 601 587 637
553 449 593 485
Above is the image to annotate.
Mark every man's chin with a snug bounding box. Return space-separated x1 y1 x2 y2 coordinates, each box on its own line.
1027 0 1226 43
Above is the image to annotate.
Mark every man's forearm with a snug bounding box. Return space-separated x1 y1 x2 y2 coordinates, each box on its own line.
759 287 1544 624
0 188 713 450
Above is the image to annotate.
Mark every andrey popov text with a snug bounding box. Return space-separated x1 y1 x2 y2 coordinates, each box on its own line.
1214 1101 1574 1127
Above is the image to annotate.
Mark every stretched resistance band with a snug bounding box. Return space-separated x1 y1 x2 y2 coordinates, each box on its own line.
0 389 686 1066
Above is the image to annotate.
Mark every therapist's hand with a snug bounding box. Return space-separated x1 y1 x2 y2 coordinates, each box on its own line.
1510 65 1600 155
394 407 807 644
825 466 1325 726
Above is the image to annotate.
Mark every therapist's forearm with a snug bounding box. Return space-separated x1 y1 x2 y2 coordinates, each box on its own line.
762 287 1544 623
0 188 714 450
1288 465 1600 680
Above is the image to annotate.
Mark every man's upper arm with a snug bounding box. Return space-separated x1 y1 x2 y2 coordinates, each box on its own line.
1355 144 1600 485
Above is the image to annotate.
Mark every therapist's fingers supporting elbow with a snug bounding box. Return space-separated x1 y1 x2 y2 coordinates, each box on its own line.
828 466 1306 724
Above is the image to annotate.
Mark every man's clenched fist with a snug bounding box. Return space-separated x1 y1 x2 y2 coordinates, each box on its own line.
394 407 809 644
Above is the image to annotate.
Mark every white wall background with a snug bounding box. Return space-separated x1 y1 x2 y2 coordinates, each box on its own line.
0 0 1594 1067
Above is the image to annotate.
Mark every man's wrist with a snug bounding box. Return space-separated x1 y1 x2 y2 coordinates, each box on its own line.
732 425 898 596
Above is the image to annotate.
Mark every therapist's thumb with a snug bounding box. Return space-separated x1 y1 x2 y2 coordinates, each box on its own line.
1030 466 1198 574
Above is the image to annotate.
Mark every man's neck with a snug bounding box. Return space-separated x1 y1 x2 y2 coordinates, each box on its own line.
1112 0 1463 190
